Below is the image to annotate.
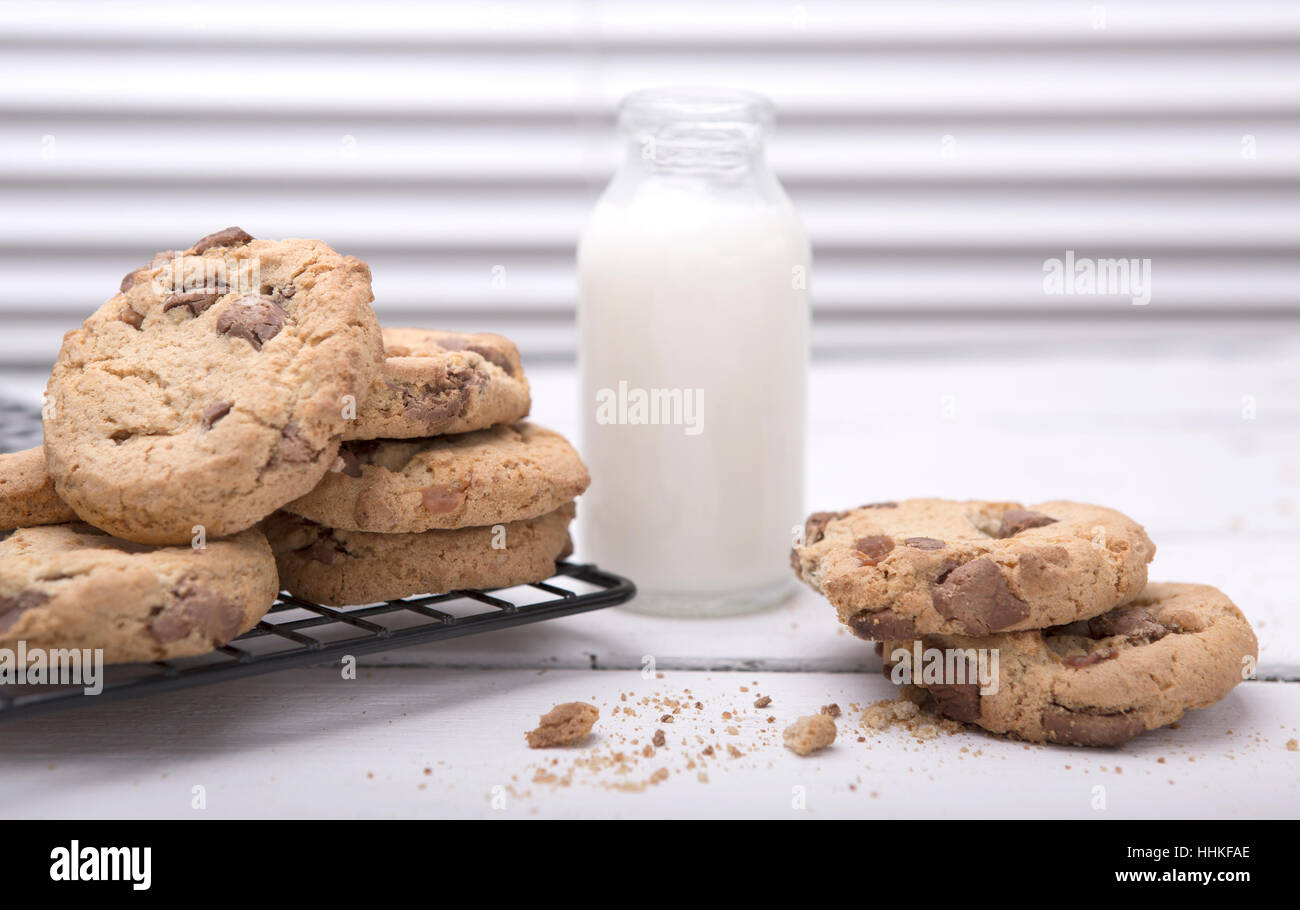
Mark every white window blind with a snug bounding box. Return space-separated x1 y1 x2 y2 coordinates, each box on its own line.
1 0 1297 374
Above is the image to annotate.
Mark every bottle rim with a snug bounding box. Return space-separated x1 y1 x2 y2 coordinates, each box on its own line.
617 86 775 137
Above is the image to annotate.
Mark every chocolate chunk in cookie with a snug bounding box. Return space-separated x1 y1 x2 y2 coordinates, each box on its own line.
421 484 467 514
163 289 223 316
120 269 143 294
1064 648 1117 668
0 590 49 634
999 508 1058 537
931 557 1031 635
1040 707 1145 748
151 582 244 645
1088 606 1168 643
803 510 844 546
852 535 894 566
903 536 945 550
216 294 286 350
119 304 145 329
273 424 316 465
929 681 982 722
848 609 917 641
190 226 254 255
199 401 232 430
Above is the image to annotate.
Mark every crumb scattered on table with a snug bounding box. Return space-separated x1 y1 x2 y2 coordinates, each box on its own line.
527 702 599 749
784 714 836 756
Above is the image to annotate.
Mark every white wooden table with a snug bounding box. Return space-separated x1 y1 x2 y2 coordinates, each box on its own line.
2 332 1298 819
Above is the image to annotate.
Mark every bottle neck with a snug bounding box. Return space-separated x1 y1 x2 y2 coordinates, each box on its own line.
622 129 766 181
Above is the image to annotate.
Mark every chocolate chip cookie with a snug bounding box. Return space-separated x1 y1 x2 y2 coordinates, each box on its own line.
0 522 279 663
0 447 75 530
284 422 589 532
263 503 575 605
44 227 384 544
791 499 1155 638
345 328 531 440
882 583 1258 747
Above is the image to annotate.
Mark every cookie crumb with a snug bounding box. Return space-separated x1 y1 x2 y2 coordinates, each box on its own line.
820 703 841 717
754 695 772 708
1287 738 1298 752
862 697 919 730
783 714 836 756
526 702 599 749
892 700 919 721
652 729 666 748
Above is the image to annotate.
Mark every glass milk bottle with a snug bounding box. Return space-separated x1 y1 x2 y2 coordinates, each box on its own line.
578 87 810 617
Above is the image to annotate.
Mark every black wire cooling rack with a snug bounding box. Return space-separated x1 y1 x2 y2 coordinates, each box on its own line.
0 563 635 722
0 396 636 722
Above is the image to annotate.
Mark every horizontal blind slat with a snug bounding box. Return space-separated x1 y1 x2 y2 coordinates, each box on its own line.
1 0 1297 375
5 1 1300 46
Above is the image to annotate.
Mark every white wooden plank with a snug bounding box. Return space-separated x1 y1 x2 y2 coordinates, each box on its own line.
0 668 1293 819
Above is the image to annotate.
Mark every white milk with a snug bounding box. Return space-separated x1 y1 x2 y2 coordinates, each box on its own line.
577 88 809 616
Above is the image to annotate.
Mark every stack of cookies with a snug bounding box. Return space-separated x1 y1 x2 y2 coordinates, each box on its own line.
0 227 587 665
263 328 589 606
791 499 1258 747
